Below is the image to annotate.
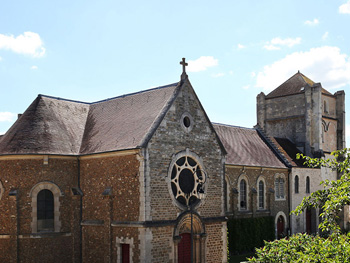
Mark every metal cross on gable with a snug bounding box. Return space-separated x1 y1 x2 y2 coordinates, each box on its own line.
180 57 188 80
180 57 188 73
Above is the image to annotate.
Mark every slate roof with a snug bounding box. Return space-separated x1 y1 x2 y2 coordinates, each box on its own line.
213 123 287 168
0 83 180 155
266 72 332 99
273 138 308 167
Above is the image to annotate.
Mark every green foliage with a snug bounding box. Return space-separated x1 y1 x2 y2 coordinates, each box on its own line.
227 216 275 255
249 149 350 262
249 233 350 262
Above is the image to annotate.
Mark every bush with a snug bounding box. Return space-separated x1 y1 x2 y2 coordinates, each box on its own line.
227 216 275 255
249 233 350 262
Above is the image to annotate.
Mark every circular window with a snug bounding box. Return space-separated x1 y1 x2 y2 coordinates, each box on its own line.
170 154 206 208
180 113 193 132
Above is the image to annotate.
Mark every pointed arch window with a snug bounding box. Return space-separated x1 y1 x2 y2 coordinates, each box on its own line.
306 176 310 194
295 175 299 194
258 180 264 209
240 179 247 210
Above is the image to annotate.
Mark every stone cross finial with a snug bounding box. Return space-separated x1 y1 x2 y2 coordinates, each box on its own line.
180 58 188 80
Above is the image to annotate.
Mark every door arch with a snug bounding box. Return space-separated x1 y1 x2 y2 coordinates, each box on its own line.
277 216 285 239
173 212 206 263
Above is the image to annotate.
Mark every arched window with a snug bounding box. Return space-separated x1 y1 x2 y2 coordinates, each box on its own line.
295 175 299 194
37 189 54 232
306 176 310 194
258 180 264 209
30 182 62 233
240 179 247 210
275 175 285 199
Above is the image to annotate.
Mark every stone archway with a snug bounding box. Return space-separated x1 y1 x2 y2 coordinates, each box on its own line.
173 212 206 263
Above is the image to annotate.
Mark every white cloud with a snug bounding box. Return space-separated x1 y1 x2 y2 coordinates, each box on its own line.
211 73 224 78
0 32 45 57
322 32 329 41
256 46 350 92
339 1 350 14
264 37 301 50
250 72 256 78
347 124 350 147
0 56 2 61
237 44 245 49
242 85 250 90
0 112 16 122
187 56 218 72
31 65 38 70
229 70 234 75
304 18 319 26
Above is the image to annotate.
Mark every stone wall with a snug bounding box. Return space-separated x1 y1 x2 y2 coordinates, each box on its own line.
80 152 141 262
145 81 226 262
0 156 80 262
225 165 289 234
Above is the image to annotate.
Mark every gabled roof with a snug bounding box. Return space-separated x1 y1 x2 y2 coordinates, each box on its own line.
0 83 180 155
266 72 332 99
213 123 287 168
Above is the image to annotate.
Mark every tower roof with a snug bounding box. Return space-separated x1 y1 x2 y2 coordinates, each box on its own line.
266 72 332 99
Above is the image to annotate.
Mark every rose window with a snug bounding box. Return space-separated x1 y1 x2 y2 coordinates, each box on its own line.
170 156 206 207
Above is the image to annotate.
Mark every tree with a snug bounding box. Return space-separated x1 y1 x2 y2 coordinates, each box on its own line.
249 148 350 262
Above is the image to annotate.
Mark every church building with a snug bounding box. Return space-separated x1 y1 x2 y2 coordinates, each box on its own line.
0 60 227 262
0 59 346 262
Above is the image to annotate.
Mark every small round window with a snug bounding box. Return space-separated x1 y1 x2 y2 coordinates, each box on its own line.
169 154 206 209
180 113 193 132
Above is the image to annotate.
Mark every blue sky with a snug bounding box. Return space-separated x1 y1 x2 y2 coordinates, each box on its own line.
1 0 350 143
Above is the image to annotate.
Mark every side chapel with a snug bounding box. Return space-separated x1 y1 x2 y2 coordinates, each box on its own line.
0 59 227 262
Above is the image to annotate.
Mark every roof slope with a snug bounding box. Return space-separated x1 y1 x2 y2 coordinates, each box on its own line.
0 83 179 155
213 123 286 168
273 138 308 167
266 72 332 99
80 83 179 154
0 96 89 155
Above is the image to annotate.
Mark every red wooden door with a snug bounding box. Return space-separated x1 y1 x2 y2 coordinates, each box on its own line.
121 244 130 263
178 233 191 263
277 216 284 239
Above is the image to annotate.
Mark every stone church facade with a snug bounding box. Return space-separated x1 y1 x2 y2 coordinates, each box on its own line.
0 66 227 262
0 60 346 262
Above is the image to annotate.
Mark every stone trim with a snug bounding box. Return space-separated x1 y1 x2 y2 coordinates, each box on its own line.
116 236 134 263
0 180 4 200
30 181 63 233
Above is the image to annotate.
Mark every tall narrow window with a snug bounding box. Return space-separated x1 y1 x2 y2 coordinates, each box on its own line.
240 180 247 210
275 176 285 199
258 181 264 209
37 189 54 232
295 175 299 194
306 176 310 194
324 100 328 113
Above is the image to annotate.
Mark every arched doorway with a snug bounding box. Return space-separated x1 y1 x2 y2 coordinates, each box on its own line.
174 212 206 263
277 216 285 239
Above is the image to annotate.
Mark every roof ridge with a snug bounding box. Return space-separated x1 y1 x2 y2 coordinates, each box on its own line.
212 122 253 130
39 94 91 105
91 82 179 104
